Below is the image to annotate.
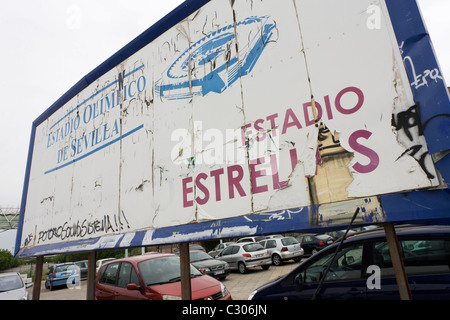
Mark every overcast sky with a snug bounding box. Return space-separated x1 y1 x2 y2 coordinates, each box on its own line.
0 0 448 252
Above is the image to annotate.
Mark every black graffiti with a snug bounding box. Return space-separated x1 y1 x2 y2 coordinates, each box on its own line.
392 103 435 180
391 104 423 142
399 145 435 179
23 233 34 247
423 113 450 129
36 212 130 244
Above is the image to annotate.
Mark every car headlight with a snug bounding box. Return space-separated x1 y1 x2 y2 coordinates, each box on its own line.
162 294 182 300
224 262 230 269
248 290 257 300
220 282 229 297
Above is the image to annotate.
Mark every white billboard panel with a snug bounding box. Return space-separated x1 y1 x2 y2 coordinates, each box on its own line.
18 0 442 253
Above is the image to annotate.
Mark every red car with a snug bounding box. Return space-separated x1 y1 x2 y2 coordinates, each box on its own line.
95 253 232 300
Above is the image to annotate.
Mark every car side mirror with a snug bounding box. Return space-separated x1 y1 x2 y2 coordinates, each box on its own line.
127 283 141 291
294 274 303 291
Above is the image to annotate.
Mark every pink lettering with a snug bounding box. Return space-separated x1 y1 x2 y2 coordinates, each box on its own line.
335 86 364 115
227 165 246 199
195 173 209 205
303 101 323 127
282 108 303 134
182 177 194 208
210 168 224 201
348 130 379 173
250 157 268 194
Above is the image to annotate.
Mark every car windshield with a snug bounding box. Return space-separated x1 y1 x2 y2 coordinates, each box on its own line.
189 251 213 262
55 264 73 273
243 243 264 252
138 256 202 286
0 275 23 292
281 237 299 245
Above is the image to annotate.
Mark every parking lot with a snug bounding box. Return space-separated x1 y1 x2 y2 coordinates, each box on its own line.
27 259 303 300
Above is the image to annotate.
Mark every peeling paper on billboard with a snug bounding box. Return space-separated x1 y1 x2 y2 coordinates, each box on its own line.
20 0 441 249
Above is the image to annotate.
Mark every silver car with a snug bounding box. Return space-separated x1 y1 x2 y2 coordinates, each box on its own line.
259 236 304 266
214 242 271 274
0 272 31 300
208 242 236 258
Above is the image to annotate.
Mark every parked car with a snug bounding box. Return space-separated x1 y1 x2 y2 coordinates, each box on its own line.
296 233 334 255
236 236 266 243
215 242 271 274
186 250 230 280
45 262 80 291
208 242 235 257
259 237 304 266
173 244 206 254
74 260 88 279
0 272 31 300
95 253 231 300
325 229 356 241
96 258 116 274
264 235 283 239
249 225 450 300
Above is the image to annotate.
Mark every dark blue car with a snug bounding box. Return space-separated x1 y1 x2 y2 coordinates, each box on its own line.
249 225 450 300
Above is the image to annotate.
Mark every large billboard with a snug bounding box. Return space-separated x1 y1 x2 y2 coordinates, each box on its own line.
16 0 450 257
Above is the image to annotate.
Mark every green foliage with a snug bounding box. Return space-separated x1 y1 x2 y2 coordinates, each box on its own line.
0 249 21 271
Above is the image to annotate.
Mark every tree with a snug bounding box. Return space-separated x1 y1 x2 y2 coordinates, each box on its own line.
0 249 18 271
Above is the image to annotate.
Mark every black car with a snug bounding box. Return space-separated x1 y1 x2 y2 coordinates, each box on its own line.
74 260 88 280
188 250 230 280
250 225 450 300
296 234 334 255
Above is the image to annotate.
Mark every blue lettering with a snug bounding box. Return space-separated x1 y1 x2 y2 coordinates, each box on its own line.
57 148 63 163
83 104 92 124
64 121 71 136
83 132 90 151
47 132 54 148
103 123 110 141
57 146 69 163
112 119 119 136
94 127 102 145
92 102 100 119
55 128 62 143
77 137 84 155
138 76 146 92
128 80 137 98
70 139 77 157
74 115 80 130
99 98 105 115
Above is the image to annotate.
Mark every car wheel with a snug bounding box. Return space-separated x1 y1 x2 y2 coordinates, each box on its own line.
272 254 283 266
238 262 247 274
312 249 318 255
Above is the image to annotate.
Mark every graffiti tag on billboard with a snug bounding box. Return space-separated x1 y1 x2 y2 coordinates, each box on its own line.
23 212 131 246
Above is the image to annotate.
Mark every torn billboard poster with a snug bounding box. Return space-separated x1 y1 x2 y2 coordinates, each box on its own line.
17 0 447 255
